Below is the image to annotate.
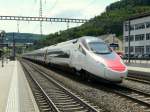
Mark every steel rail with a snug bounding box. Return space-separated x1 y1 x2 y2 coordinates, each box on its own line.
125 77 150 85
21 62 60 112
112 84 150 108
22 60 101 112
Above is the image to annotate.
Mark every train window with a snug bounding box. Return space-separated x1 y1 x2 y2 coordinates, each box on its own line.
36 53 43 56
72 39 78 44
56 51 70 58
79 45 86 55
47 50 70 58
89 42 111 54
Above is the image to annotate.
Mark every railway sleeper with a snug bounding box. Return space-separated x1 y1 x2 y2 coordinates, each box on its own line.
55 102 78 105
59 106 85 111
49 94 70 98
39 105 51 108
57 104 82 108
52 99 75 103
60 103 80 107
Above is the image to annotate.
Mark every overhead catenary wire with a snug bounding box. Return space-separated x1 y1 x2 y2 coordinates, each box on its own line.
39 0 43 38
32 0 90 34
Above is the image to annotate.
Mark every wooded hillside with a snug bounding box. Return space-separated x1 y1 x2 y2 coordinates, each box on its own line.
35 0 150 48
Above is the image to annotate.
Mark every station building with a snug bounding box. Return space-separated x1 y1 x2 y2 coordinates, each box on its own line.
98 34 123 51
123 13 150 55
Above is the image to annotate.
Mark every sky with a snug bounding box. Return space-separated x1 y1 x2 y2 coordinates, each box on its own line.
0 0 118 34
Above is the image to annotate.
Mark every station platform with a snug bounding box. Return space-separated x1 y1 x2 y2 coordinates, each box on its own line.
124 62 150 78
127 65 150 73
0 60 39 112
123 60 150 73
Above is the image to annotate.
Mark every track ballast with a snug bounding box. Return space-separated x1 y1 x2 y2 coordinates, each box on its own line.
21 60 102 112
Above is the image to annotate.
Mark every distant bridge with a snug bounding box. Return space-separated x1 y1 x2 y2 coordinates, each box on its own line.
0 16 88 23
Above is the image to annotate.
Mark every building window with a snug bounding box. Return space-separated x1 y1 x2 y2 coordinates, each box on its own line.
125 35 134 42
146 22 150 28
124 24 134 31
135 34 145 41
146 33 150 40
125 25 129 31
130 35 134 41
135 23 145 30
135 46 144 54
130 46 134 52
125 47 128 53
130 25 134 30
125 46 134 54
146 46 150 54
125 36 128 42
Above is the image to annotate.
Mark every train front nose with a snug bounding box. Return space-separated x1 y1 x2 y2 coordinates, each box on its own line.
104 65 128 82
102 53 128 82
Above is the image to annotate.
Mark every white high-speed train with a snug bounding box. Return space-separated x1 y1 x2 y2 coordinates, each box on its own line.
23 36 128 83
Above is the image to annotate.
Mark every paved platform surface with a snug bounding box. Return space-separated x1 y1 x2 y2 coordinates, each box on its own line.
0 60 39 112
127 66 150 73
123 60 150 73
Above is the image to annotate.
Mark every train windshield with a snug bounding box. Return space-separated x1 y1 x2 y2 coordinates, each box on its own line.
89 42 111 54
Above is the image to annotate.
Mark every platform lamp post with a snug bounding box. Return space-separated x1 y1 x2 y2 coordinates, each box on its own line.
125 0 131 63
0 30 6 67
128 19 131 63
12 32 16 60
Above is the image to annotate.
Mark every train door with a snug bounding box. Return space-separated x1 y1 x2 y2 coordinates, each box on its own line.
71 44 86 71
78 44 86 70
44 49 48 63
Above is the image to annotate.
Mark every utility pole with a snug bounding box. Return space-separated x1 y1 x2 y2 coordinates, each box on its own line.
125 0 131 63
1 34 4 67
128 20 131 63
40 0 43 38
67 22 69 30
17 21 20 33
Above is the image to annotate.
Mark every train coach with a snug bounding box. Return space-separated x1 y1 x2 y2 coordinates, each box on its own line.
23 36 128 83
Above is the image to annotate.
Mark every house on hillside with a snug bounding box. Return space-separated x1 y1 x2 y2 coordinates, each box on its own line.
97 34 123 51
123 13 150 56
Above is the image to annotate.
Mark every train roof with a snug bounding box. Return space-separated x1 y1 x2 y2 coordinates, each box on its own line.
23 36 104 55
56 36 104 46
56 39 78 46
80 36 104 43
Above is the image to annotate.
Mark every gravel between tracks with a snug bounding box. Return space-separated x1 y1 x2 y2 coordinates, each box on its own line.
122 79 150 94
30 62 146 112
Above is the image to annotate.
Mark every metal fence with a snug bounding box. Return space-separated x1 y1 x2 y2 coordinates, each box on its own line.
122 54 150 66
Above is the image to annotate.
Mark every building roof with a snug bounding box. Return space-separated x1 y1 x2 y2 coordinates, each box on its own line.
127 12 150 21
98 34 116 40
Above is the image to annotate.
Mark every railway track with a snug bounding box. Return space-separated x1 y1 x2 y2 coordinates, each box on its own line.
128 71 150 82
22 59 150 111
21 60 102 112
125 77 150 85
110 84 150 111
